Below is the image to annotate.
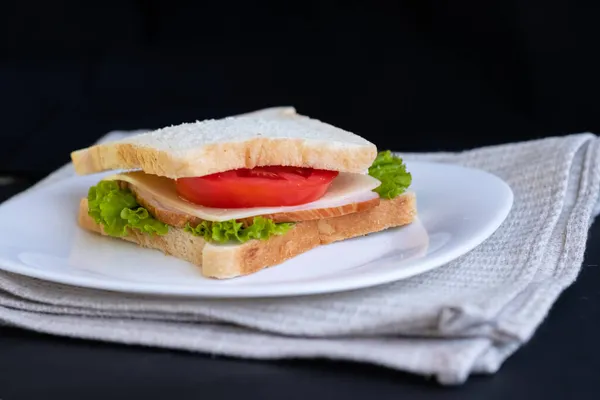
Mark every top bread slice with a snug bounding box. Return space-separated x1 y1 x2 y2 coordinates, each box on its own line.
70 107 377 179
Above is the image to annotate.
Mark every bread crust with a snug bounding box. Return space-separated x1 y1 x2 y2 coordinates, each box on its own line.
70 107 377 179
77 192 417 279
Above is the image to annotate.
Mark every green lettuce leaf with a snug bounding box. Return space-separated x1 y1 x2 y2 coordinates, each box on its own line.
185 217 294 244
368 150 412 199
87 180 169 237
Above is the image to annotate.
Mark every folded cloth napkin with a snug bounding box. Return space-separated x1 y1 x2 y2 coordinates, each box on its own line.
0 131 599 385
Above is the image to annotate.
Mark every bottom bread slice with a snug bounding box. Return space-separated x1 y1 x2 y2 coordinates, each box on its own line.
77 192 417 279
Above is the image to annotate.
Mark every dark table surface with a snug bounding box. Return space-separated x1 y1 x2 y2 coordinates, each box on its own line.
0 182 599 399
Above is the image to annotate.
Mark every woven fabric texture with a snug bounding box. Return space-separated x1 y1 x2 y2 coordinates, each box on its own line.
0 131 598 384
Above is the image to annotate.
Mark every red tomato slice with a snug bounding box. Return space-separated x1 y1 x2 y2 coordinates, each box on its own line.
175 166 339 208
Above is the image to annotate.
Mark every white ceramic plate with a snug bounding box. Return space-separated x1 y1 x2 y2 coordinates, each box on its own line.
0 161 512 298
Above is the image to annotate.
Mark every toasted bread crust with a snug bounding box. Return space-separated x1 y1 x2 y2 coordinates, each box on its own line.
77 192 417 279
70 107 377 179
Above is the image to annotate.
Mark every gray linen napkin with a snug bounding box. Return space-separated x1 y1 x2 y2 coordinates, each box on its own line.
0 130 599 385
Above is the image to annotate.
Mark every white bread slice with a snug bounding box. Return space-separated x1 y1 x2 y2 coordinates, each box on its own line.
77 192 416 279
70 107 377 179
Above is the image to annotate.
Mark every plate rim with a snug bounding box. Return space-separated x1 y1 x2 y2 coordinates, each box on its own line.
0 160 514 298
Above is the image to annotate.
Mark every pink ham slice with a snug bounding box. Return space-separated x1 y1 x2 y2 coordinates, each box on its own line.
125 182 381 227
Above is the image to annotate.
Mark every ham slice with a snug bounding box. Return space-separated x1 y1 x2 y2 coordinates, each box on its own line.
127 182 380 227
105 170 382 226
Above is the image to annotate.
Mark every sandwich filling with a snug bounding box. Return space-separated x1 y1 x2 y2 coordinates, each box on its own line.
175 166 341 208
86 150 412 244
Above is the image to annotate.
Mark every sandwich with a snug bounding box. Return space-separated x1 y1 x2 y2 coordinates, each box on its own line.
70 107 416 279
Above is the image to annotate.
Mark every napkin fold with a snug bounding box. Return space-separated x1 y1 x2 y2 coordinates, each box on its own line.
1 131 599 385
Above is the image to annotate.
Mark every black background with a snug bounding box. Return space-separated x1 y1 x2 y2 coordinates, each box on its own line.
1 1 600 398
3 0 600 175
